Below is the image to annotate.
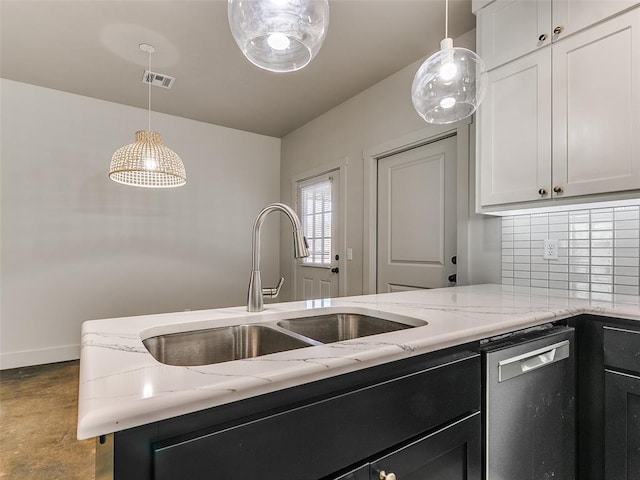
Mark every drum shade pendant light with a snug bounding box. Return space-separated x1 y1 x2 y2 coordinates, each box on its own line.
228 0 330 73
411 0 488 124
109 44 186 188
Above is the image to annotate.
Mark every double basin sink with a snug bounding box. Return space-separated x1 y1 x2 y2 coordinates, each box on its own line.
143 311 427 367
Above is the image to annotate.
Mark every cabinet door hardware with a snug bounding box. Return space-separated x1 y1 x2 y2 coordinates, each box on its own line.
538 188 548 196
553 186 563 193
538 33 548 42
554 25 564 35
379 471 396 480
331 267 339 273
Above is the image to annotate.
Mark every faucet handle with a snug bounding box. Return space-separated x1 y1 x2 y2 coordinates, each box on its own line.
262 277 284 298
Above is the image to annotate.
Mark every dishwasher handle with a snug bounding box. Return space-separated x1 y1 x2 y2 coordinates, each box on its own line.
498 340 570 382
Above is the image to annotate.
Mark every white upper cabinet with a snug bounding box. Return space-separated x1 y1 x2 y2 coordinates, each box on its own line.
478 0 552 70
552 9 640 197
477 4 640 209
553 0 639 37
479 48 552 205
478 0 638 69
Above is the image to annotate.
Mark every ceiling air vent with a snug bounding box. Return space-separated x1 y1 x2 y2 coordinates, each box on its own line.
142 70 175 89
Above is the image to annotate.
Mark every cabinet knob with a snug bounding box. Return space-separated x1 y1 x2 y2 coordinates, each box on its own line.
538 188 548 197
538 33 548 42
379 472 397 480
553 25 564 35
553 185 563 194
331 267 339 273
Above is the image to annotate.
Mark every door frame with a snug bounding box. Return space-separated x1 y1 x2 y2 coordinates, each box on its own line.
290 158 348 299
363 118 472 294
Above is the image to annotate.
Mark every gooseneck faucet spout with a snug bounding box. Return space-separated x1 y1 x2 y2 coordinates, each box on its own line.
247 203 309 312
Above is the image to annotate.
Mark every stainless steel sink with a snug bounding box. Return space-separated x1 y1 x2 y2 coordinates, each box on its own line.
143 325 314 366
277 313 419 343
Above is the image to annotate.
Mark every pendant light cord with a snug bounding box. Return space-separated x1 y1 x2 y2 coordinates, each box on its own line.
147 50 152 132
445 0 449 38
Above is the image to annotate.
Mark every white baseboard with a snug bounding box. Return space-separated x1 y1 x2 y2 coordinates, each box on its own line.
0 344 80 370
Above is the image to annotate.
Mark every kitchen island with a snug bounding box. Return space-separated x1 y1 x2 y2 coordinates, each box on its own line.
77 283 640 440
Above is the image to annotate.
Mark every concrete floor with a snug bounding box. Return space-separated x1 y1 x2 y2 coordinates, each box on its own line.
0 361 95 479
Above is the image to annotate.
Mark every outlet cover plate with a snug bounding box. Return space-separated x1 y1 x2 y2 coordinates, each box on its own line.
543 239 559 260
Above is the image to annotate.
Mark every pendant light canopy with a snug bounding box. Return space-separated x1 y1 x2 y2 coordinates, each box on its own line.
109 44 186 188
411 0 488 124
228 0 330 73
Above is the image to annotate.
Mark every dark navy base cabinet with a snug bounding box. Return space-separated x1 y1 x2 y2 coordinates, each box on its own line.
112 346 481 480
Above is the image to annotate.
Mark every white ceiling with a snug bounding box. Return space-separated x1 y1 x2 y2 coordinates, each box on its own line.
0 0 476 138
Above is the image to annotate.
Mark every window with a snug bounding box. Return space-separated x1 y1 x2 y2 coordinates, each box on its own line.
298 176 332 266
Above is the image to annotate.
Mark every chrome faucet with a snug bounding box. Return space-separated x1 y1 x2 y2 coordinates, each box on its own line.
247 203 309 312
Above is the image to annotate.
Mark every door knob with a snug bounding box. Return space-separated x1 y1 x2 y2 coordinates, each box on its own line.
553 186 563 194
379 471 397 480
538 188 547 197
331 267 339 273
538 33 548 42
553 25 564 35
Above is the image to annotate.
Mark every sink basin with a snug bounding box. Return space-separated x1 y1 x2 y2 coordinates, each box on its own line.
143 325 314 366
277 313 420 343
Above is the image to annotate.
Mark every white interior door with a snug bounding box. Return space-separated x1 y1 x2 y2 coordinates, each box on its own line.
295 170 340 300
377 136 457 293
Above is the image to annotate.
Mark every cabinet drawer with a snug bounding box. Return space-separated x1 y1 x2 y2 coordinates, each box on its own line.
152 354 480 480
604 325 640 375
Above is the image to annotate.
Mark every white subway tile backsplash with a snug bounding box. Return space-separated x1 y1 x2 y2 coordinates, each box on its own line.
591 265 613 275
592 239 613 248
615 266 639 276
591 283 613 293
615 276 639 286
570 231 591 239
615 285 639 295
614 209 640 221
615 219 640 230
592 257 614 266
531 263 549 272
549 264 568 273
616 248 640 258
569 212 590 222
502 205 640 299
614 238 640 248
592 221 614 231
513 233 531 241
615 257 639 267
514 216 531 226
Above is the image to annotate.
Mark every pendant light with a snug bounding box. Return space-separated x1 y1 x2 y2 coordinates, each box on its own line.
228 0 330 73
411 0 488 124
109 43 186 188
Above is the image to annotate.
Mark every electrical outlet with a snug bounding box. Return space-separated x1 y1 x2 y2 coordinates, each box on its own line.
543 239 559 260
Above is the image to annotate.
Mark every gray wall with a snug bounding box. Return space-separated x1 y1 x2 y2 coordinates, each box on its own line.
0 79 281 368
280 30 501 301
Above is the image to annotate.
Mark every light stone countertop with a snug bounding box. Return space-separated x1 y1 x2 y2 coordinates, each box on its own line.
77 284 640 439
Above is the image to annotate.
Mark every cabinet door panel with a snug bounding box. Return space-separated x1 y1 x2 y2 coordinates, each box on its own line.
152 356 480 480
553 0 638 38
370 412 481 480
478 0 552 69
605 370 640 480
552 8 640 198
479 48 552 206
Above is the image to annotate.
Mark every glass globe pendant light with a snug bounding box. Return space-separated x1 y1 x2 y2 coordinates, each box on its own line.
109 44 186 188
228 0 330 73
411 0 488 124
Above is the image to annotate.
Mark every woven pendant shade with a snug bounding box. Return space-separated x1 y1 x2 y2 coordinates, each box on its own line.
109 130 186 188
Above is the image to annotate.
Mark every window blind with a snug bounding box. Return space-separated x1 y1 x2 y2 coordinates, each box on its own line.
299 178 332 265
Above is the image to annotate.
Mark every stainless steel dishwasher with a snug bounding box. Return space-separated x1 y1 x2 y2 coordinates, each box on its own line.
482 324 575 480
